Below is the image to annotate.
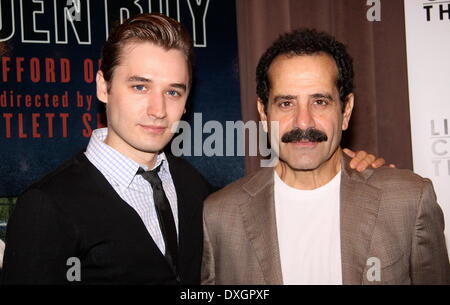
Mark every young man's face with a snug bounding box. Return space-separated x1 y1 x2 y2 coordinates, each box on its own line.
97 41 189 162
258 53 354 171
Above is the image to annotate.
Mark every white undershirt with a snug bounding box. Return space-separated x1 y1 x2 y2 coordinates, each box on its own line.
274 170 342 285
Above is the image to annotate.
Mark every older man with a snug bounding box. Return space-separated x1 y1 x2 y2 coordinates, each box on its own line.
201 28 450 285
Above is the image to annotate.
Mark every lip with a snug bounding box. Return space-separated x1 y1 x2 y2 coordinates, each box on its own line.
290 140 318 148
139 124 167 134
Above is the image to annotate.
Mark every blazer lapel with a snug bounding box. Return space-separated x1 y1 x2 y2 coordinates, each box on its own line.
340 154 381 284
229 153 381 285
241 167 283 285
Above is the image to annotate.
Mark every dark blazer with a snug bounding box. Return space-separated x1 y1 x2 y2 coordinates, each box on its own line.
1 151 212 284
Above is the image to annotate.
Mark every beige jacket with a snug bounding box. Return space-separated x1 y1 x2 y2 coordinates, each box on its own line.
202 154 450 285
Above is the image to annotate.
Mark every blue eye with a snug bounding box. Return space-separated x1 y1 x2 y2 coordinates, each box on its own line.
133 85 146 92
167 90 181 97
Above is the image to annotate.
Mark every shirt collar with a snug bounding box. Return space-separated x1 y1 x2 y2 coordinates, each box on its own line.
85 128 169 188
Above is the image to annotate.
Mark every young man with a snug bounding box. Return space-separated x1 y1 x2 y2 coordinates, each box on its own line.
201 29 450 285
1 15 383 284
1 13 211 285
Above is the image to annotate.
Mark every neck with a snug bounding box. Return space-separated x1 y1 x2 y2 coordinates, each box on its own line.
276 147 342 190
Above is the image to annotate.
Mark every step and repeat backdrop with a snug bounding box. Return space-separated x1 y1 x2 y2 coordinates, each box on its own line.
404 0 450 249
0 0 243 199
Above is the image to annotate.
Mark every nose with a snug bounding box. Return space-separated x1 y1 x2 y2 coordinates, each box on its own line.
294 103 315 129
146 92 167 119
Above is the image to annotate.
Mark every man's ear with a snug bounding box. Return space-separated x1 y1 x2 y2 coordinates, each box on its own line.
257 98 268 132
96 71 108 104
342 93 354 131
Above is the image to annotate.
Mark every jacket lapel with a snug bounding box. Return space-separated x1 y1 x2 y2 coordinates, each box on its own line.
340 154 381 284
241 167 283 285
235 153 381 285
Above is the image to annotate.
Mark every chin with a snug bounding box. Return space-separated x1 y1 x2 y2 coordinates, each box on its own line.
281 158 321 171
288 163 320 172
132 142 166 154
280 151 318 169
134 135 172 151
145 145 167 154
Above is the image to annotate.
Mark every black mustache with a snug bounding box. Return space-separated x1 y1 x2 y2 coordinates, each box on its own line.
281 128 328 143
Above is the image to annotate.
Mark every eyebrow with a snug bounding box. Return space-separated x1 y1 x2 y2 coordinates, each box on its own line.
127 75 187 92
273 95 297 102
273 93 334 102
170 83 187 91
128 76 150 83
311 93 334 100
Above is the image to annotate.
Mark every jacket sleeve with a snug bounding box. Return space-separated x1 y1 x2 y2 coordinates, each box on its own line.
1 188 78 284
201 208 216 285
410 179 450 284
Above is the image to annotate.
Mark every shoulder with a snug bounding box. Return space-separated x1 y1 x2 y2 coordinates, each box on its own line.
166 154 204 178
365 166 432 194
206 175 252 204
24 151 92 194
165 154 213 193
17 152 97 210
358 167 438 219
204 167 272 212
342 153 429 193
9 152 94 225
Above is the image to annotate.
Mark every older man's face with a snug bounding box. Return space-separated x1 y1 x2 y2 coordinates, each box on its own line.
258 53 354 171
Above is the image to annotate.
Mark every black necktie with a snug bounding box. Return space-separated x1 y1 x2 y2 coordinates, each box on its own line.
138 164 178 275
